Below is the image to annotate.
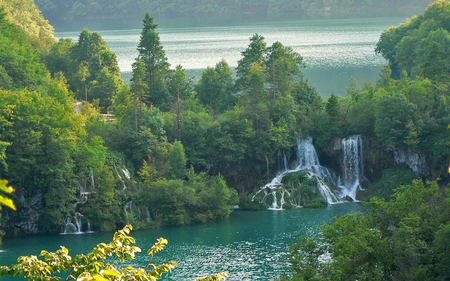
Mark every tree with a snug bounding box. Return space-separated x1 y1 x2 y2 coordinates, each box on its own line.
196 59 236 113
167 140 187 180
265 41 305 100
166 65 193 139
66 29 122 112
278 179 450 281
0 0 56 51
131 12 171 109
235 33 267 90
374 92 421 149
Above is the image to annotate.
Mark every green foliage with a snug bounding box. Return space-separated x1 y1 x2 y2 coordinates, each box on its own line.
236 33 267 90
374 92 421 149
63 29 122 112
167 140 187 180
0 0 56 51
141 169 238 226
131 12 171 110
361 164 416 200
376 0 450 80
281 172 327 208
196 59 236 113
279 179 450 281
0 179 15 211
0 11 50 90
0 224 229 280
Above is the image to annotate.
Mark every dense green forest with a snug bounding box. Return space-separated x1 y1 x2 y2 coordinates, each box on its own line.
1 0 450 249
34 0 435 28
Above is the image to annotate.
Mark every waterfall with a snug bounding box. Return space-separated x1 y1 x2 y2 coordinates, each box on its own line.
63 214 83 234
122 168 131 179
75 214 82 233
253 136 365 209
146 207 152 222
339 136 364 201
252 138 339 209
90 168 95 188
86 220 93 233
283 152 289 171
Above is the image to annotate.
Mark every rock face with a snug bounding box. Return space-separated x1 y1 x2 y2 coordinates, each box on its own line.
13 190 44 236
393 148 428 176
322 136 438 187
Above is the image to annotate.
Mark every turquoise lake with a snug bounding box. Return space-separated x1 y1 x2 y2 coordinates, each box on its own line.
0 204 364 280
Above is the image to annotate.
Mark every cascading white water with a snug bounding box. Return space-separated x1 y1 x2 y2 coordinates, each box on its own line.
146 207 152 222
63 214 83 234
339 136 364 201
252 138 339 209
254 136 365 209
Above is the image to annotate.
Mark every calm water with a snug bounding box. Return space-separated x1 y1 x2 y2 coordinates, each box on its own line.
55 18 404 95
0 203 363 280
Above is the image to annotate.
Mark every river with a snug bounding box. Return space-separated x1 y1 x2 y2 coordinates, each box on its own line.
0 203 363 280
55 17 405 96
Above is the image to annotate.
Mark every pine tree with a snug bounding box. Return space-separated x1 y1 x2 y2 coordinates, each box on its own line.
131 12 171 109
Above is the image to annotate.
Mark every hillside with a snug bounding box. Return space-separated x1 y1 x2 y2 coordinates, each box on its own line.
35 0 435 29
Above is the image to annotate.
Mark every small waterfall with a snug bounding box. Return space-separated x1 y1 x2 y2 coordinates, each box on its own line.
63 214 83 234
339 136 364 201
122 168 131 179
86 220 93 233
146 207 152 222
90 168 95 188
75 214 82 233
283 152 289 171
137 206 142 221
124 201 133 224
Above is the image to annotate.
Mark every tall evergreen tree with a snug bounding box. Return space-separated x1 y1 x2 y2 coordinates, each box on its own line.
131 12 171 110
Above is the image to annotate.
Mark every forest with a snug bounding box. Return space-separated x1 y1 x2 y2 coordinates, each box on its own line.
34 0 436 28
1 0 450 236
1 0 450 279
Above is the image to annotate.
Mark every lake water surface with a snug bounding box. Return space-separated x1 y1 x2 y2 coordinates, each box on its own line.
0 203 363 280
55 17 405 95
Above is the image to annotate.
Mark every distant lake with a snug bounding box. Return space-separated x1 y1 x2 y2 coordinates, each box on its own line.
55 17 404 96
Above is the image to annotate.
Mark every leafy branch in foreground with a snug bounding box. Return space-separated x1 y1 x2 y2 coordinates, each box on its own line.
0 225 229 281
0 179 16 211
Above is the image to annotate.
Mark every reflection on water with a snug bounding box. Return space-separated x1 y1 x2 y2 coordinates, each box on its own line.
0 204 363 280
55 18 403 96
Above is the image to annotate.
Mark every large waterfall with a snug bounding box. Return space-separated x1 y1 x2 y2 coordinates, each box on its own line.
339 136 364 201
253 136 364 209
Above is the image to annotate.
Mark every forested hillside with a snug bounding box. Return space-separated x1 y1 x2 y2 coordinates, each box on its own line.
35 0 435 28
1 0 450 239
0 0 55 51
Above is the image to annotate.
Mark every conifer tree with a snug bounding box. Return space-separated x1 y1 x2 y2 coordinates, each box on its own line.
131 12 171 109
